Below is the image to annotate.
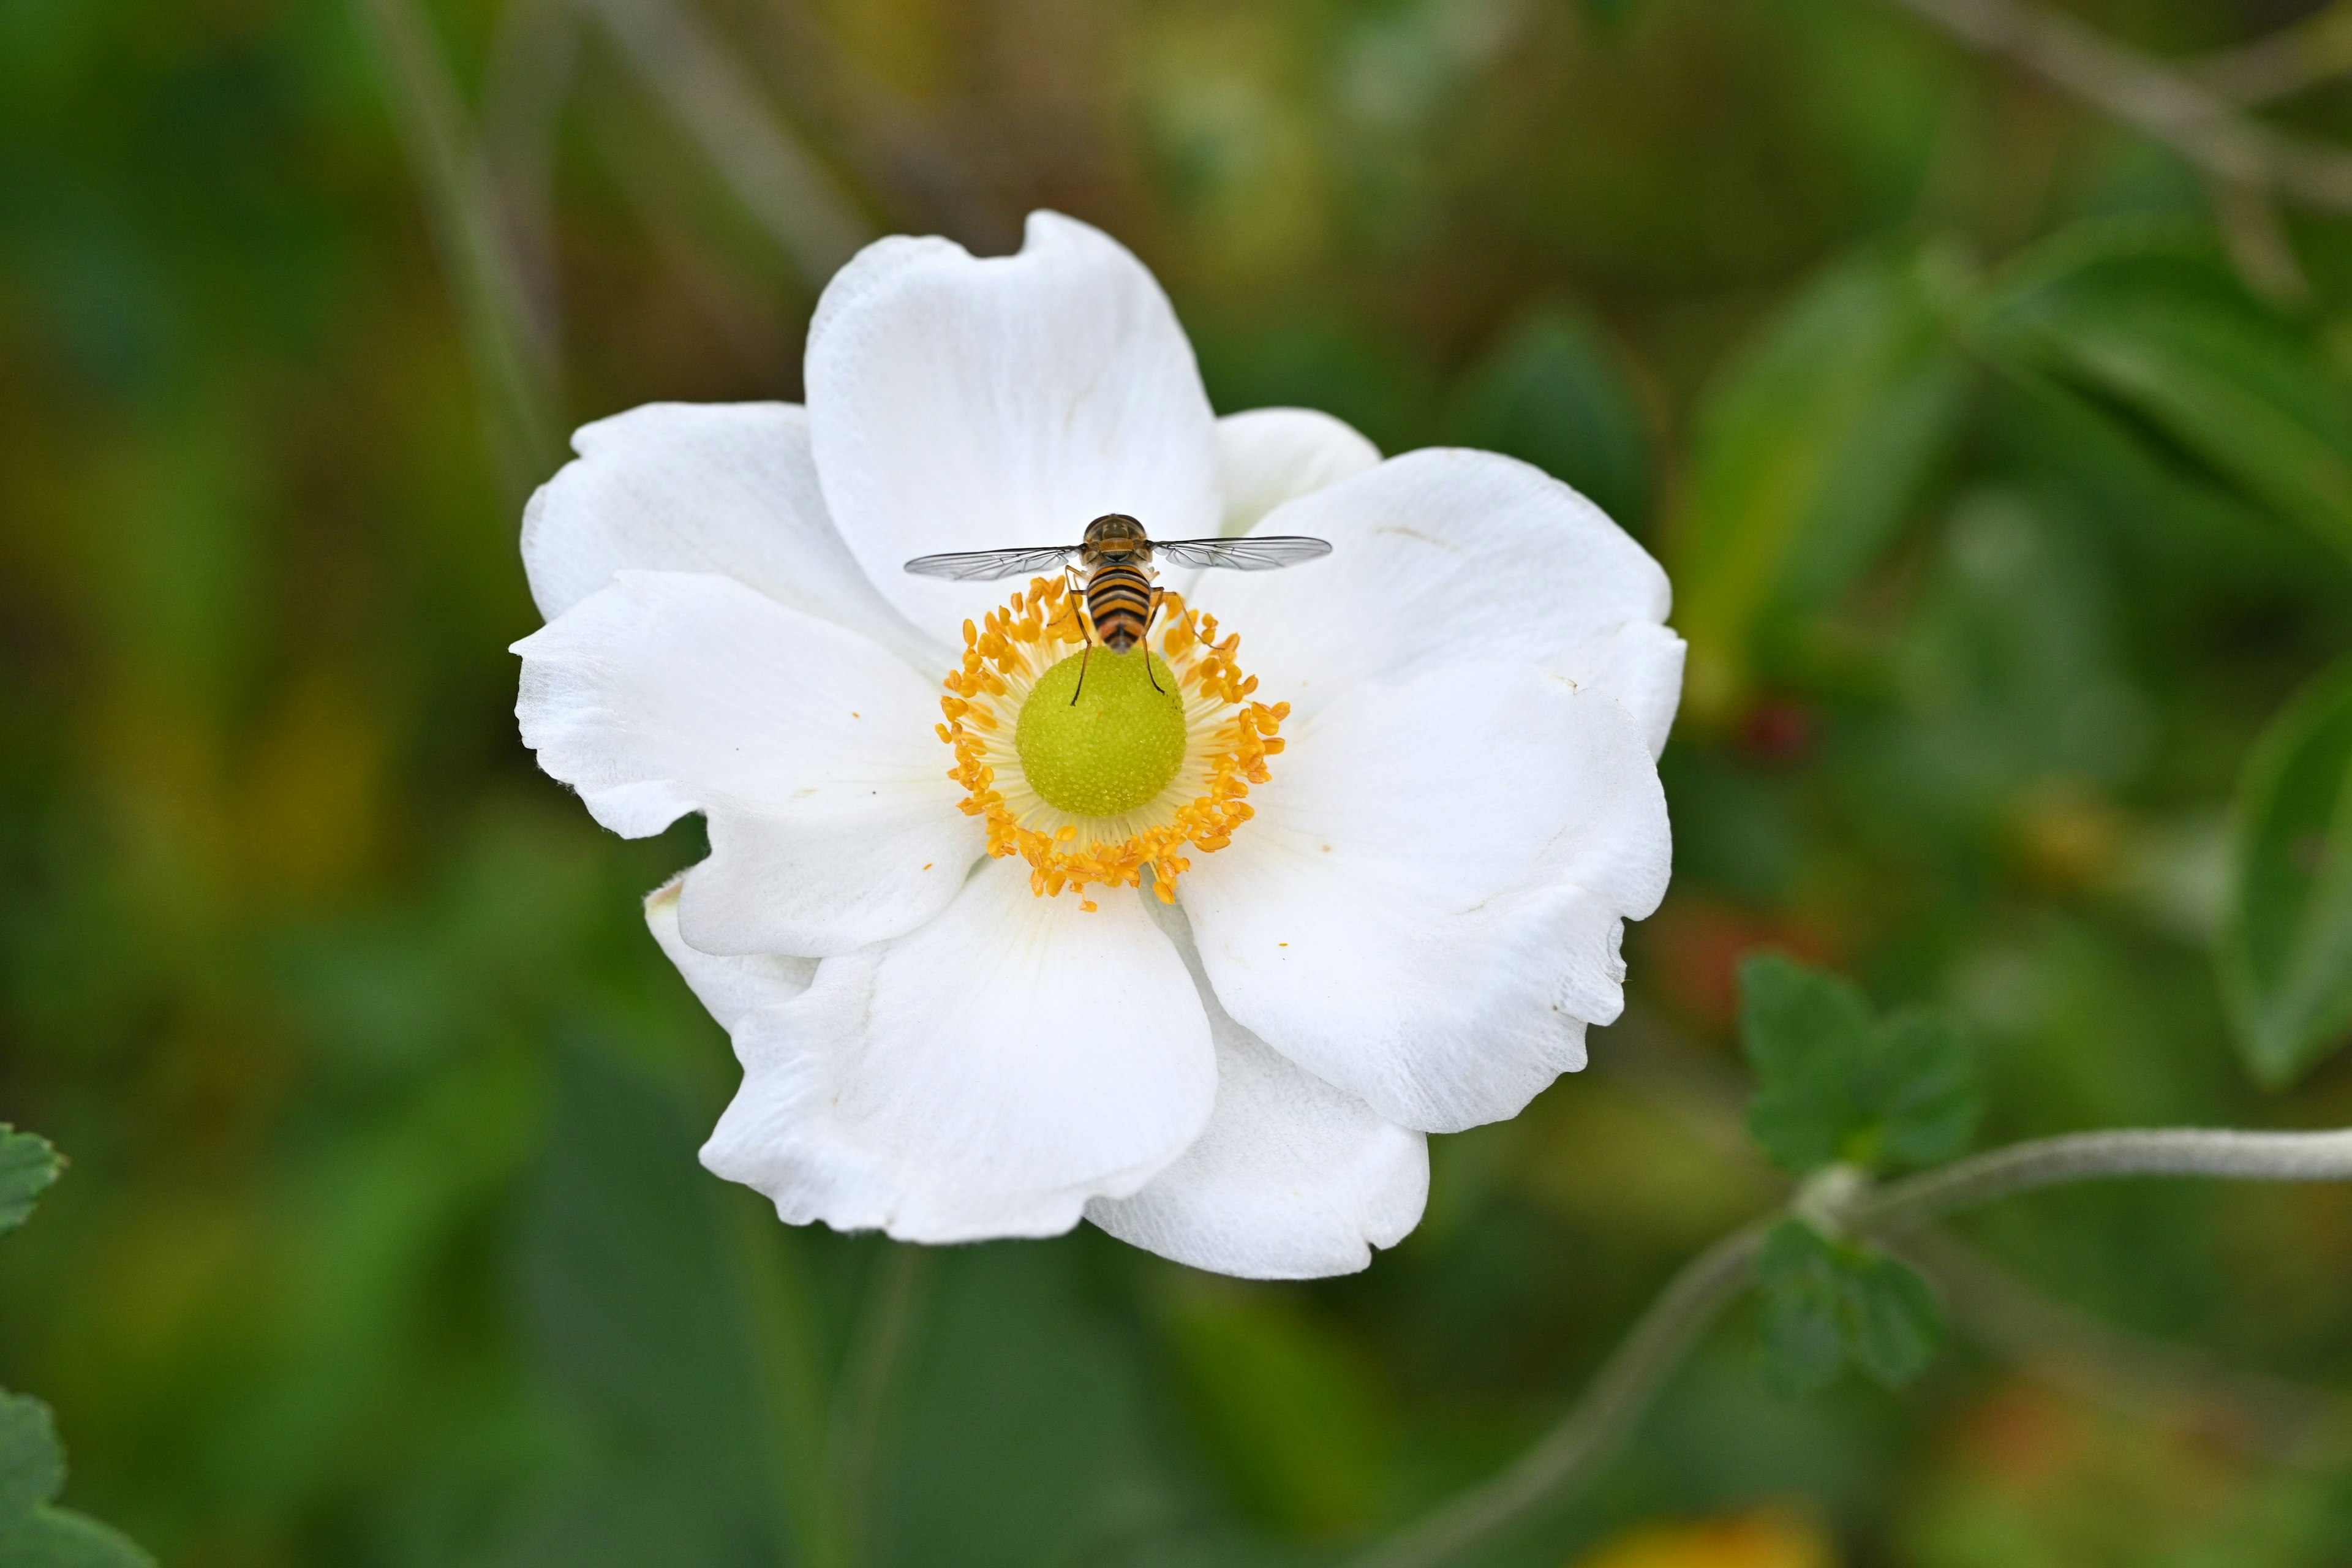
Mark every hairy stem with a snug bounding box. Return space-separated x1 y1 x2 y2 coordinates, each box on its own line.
1851 1126 2352 1233
1344 1221 1771 1568
1348 1123 2352 1568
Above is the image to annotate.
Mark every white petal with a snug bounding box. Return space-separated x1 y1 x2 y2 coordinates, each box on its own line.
521 402 941 672
1574 620 1689 761
1180 662 1670 1134
1199 448 1684 753
1215 407 1381 537
514 571 981 954
701 861 1217 1243
1086 897 1426 1279
806 211 1222 641
646 878 815 1030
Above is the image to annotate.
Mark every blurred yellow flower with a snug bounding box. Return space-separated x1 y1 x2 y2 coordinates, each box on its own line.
1569 1507 1837 1568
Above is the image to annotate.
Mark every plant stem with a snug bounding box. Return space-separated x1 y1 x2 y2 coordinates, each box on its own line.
2197 0 2352 105
832 1242 931 1567
728 1198 848 1568
1893 1227 2352 1464
574 0 873 289
1346 1123 2352 1568
349 0 562 499
1344 1221 1772 1568
1879 0 2352 301
1850 1126 2352 1233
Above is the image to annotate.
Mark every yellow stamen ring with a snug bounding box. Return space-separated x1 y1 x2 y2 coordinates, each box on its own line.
938 576 1287 907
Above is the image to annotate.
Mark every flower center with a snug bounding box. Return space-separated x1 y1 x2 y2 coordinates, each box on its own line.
937 576 1287 910
1014 650 1187 818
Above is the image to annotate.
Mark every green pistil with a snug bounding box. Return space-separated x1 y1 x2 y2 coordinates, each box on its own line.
1016 650 1186 818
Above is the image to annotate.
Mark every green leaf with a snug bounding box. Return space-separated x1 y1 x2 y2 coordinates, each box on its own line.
1754 1221 1945 1394
0 1506 157 1567
1863 1009 1978 1169
1842 1247 1945 1388
1755 1221 1848 1396
1671 245 1970 720
0 1128 61 1237
2220 660 2352 1087
1741 954 1981 1174
888 1243 1188 1566
0 1393 65 1531
1973 219 2352 570
1447 305 1653 531
500 1042 810 1567
1742 954 1876 1175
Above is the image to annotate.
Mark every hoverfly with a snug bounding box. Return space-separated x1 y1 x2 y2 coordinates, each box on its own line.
905 514 1330 699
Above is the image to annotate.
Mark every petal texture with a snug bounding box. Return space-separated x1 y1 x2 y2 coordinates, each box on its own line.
1199 447 1684 756
1181 662 1670 1134
701 861 1218 1243
1215 407 1381 536
646 879 815 1028
806 212 1222 641
1087 898 1426 1278
521 402 940 671
514 571 981 954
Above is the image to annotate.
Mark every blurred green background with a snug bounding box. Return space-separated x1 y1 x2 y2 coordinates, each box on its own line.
11 0 2352 1563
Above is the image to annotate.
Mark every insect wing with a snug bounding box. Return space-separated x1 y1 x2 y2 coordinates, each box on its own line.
902 545 1078 581
1149 535 1333 571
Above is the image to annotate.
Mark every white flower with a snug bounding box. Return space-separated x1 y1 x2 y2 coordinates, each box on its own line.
511 213 1680 1280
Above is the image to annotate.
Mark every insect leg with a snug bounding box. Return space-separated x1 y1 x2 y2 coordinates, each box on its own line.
1144 587 1166 693
1068 568 1098 704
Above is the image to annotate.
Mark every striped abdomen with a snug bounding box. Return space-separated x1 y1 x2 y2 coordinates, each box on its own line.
1084 562 1156 651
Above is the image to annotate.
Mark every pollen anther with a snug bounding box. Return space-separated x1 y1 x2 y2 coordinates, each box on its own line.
936 576 1286 907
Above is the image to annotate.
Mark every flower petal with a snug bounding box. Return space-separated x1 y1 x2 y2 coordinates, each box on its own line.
521 401 941 671
701 862 1217 1243
806 212 1221 641
646 878 815 1029
514 571 981 954
1197 447 1684 755
1215 407 1381 537
1180 661 1670 1134
1086 897 1426 1278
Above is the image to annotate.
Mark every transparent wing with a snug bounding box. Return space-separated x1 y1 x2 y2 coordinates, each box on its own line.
1149 535 1333 571
902 545 1079 582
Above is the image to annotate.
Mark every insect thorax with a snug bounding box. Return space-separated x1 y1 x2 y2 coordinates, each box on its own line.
1081 513 1149 561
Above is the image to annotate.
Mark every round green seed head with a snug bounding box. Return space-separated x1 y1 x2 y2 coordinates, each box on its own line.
1016 650 1187 818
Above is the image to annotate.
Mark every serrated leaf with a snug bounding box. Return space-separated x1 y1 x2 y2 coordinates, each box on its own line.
1741 954 1875 1174
1864 1009 1979 1169
1447 305 1653 530
0 1129 61 1236
1842 1249 1944 1388
1741 954 1980 1175
1973 219 2352 569
0 1393 65 1531
1672 246 1969 720
1755 1221 1848 1396
0 1506 157 1567
2220 660 2352 1087
1754 1221 1946 1394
